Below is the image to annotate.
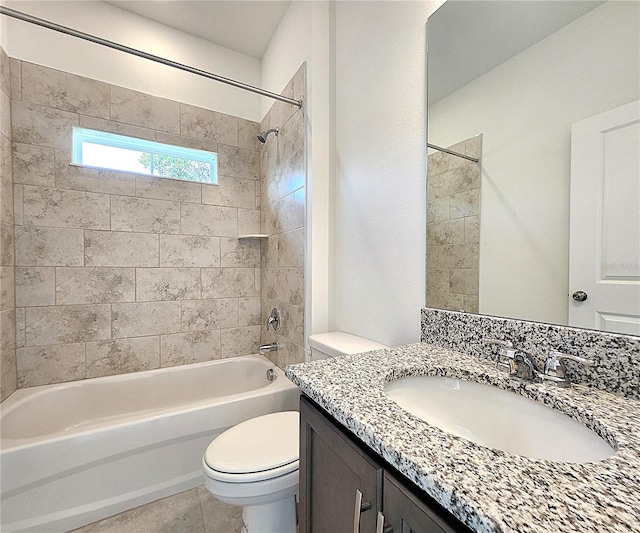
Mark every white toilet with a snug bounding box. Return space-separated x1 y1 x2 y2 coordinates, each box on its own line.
202 332 387 533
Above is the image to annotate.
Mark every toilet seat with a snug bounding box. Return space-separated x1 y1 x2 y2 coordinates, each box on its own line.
203 411 299 484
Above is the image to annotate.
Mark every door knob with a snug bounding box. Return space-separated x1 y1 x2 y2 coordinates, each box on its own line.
572 291 588 302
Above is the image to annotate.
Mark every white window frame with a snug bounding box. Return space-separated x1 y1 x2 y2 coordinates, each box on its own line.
71 127 217 184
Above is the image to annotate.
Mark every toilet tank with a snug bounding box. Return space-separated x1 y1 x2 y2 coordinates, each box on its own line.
308 332 387 361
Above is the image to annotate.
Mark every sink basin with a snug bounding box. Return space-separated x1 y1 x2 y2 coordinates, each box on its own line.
385 376 615 463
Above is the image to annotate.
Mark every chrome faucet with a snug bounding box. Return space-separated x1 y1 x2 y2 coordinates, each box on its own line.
259 342 278 355
483 339 595 388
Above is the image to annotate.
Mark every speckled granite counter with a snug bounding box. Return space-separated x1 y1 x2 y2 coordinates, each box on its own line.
285 343 640 533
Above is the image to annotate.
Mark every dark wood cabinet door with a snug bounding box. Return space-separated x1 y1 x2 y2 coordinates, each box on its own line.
300 396 383 533
381 472 470 533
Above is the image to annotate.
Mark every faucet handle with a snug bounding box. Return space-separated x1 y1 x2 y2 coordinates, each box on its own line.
543 351 595 385
483 338 515 372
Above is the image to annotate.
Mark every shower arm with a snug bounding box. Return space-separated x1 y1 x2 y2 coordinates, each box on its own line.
0 6 303 109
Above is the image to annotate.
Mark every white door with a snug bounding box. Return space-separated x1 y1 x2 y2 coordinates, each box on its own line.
569 100 640 335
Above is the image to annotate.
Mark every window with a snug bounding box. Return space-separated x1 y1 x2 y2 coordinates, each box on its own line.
72 127 217 184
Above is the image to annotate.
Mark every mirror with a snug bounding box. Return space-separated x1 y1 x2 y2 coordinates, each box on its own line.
426 0 640 335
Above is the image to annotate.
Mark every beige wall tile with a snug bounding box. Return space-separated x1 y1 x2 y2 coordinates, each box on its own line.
0 266 14 312
427 269 450 294
180 203 237 237
25 304 110 346
180 103 237 146
56 267 135 304
220 238 260 268
220 326 260 357
9 58 21 101
1 345 17 401
264 267 303 306
11 100 78 149
86 336 160 378
15 267 55 306
218 145 259 179
0 172 13 225
450 269 479 295
181 298 238 331
427 219 465 246
276 228 304 267
238 118 260 151
17 343 85 387
427 196 449 223
15 307 25 349
464 216 480 244
111 196 180 234
1 47 10 96
439 243 479 270
270 335 305 369
1 308 16 357
1 134 11 183
449 189 480 219
277 302 304 347
110 86 180 133
160 330 221 367
22 185 110 229
54 149 137 196
85 230 158 267
135 175 201 203
15 226 84 266
21 62 109 118
238 209 260 235
238 297 261 327
1 222 15 266
159 234 219 267
438 163 480 197
201 176 256 208
12 142 55 186
13 184 23 225
426 291 464 311
136 268 201 301
265 189 304 234
155 131 218 152
112 301 181 338
78 115 156 141
1 90 10 139
464 294 479 313
202 268 258 298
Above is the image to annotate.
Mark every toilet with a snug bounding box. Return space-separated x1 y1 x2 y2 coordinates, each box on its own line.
202 332 387 533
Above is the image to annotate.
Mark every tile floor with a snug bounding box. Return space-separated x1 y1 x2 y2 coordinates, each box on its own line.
71 486 242 533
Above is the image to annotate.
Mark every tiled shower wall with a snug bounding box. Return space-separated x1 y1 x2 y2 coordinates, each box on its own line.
426 135 481 314
1 46 17 401
7 58 269 389
260 64 305 370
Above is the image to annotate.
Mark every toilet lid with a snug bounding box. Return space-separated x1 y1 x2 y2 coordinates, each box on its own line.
204 411 299 477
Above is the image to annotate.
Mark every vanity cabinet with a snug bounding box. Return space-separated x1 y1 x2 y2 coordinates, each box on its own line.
300 396 471 533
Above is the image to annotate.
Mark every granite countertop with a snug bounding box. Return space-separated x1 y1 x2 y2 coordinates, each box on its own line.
285 343 640 533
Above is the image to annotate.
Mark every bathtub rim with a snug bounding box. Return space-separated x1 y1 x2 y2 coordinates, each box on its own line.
0 354 295 452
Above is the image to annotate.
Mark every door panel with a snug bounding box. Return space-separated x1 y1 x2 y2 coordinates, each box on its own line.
569 100 640 334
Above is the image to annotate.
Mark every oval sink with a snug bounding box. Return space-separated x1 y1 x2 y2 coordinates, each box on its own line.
385 376 615 463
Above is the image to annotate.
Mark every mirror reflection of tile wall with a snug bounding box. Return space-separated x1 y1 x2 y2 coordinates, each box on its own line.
426 135 481 313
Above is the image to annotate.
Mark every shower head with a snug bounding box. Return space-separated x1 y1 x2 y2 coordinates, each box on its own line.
257 128 279 143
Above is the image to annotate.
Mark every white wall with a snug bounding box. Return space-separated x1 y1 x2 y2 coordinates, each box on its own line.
332 1 440 346
2 0 262 120
428 1 639 325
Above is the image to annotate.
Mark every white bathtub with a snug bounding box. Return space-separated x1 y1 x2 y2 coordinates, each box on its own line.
0 354 300 532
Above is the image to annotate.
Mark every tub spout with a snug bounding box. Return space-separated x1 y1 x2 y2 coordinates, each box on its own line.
259 342 278 355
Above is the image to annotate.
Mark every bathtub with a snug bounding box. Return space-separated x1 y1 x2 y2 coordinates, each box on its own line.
0 354 299 533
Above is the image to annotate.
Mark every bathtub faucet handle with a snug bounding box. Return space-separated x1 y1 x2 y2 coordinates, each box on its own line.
266 307 281 331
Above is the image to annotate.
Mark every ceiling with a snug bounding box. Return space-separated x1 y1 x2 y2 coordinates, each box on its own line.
104 0 290 59
427 0 605 105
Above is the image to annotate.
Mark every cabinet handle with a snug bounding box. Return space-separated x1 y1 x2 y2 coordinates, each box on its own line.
376 511 393 533
353 489 371 533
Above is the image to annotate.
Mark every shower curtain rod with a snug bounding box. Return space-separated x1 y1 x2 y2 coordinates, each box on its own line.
427 143 480 163
0 6 303 109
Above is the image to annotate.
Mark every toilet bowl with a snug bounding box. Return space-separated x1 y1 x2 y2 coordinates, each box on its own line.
203 332 387 532
202 411 299 533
